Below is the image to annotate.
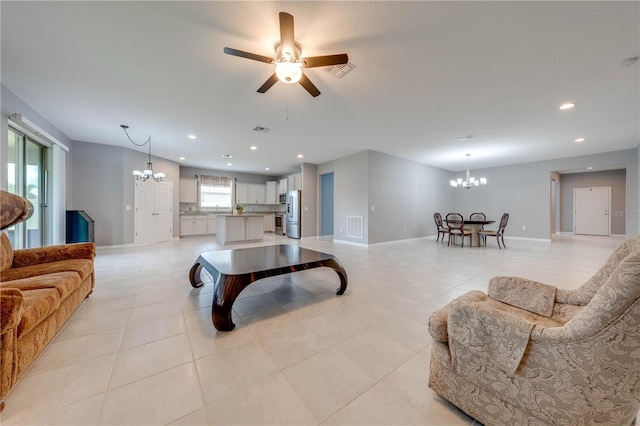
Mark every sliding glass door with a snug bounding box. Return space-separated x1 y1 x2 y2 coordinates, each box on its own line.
7 128 47 248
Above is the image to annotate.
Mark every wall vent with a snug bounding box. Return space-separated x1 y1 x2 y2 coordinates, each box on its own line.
346 216 364 239
325 62 356 79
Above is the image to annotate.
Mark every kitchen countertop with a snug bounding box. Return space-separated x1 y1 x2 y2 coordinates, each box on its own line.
180 212 281 216
216 214 265 217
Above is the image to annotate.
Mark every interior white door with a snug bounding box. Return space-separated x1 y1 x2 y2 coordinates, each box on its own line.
135 180 173 245
574 187 610 236
135 180 155 245
154 181 173 243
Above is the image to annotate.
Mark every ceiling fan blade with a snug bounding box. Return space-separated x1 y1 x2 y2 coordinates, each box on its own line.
257 73 279 93
223 47 273 64
302 54 349 68
279 12 295 53
298 73 321 97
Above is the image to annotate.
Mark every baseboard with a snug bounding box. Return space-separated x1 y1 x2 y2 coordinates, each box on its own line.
96 244 130 250
333 238 368 247
557 232 626 238
504 236 552 243
368 236 433 246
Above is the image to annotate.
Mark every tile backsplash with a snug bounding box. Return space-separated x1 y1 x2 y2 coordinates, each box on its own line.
179 202 284 214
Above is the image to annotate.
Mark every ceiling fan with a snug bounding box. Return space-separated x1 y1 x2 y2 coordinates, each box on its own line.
223 12 349 97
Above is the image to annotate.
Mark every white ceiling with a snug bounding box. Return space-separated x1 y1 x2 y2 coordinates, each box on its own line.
2 1 638 176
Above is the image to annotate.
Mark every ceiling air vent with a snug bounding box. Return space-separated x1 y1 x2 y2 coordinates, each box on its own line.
253 126 270 133
325 62 356 79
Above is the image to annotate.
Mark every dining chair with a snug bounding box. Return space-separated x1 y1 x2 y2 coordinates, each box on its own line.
479 213 509 249
446 213 472 247
469 212 487 231
434 213 449 243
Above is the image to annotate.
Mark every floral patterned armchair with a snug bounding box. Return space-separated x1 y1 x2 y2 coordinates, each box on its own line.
428 236 640 425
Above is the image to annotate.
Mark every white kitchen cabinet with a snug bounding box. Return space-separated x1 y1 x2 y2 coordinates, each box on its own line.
236 183 265 204
265 181 278 204
246 216 264 240
226 217 246 242
278 178 288 195
207 216 217 234
236 183 248 204
179 179 198 203
216 215 264 244
288 173 301 191
180 215 207 236
247 184 265 204
263 213 275 232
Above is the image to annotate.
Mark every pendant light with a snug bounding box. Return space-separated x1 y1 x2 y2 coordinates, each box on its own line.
450 154 487 189
121 125 165 182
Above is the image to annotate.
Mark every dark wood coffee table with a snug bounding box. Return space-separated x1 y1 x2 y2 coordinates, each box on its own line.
189 244 348 331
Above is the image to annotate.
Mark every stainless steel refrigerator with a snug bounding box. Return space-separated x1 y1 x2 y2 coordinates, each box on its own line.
285 189 301 239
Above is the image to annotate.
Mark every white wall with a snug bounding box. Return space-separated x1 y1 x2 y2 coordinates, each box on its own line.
367 151 454 244
301 162 317 238
318 150 455 244
453 150 638 239
318 151 370 244
1 84 73 243
71 140 180 246
560 169 626 235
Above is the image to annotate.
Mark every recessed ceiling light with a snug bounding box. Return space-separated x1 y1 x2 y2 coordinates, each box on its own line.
297 154 304 159
265 167 270 171
574 138 586 143
226 162 232 166
187 134 197 140
587 166 594 170
179 157 186 160
222 154 232 158
559 102 575 110
457 135 474 142
250 146 257 150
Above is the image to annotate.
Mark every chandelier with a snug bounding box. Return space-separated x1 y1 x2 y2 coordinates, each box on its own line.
121 125 165 182
450 154 487 189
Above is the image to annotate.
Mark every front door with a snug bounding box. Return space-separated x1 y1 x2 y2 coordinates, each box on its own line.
574 187 610 236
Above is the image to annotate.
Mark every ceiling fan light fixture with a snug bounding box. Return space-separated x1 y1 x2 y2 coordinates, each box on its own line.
275 60 303 83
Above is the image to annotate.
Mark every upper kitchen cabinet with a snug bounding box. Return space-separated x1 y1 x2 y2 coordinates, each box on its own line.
278 178 288 195
265 181 278 204
236 183 248 204
237 183 266 204
179 179 198 203
288 173 301 191
247 184 266 204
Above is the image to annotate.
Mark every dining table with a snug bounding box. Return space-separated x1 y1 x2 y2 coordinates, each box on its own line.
462 220 495 247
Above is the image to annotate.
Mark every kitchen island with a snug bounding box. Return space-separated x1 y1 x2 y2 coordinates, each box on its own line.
216 214 264 244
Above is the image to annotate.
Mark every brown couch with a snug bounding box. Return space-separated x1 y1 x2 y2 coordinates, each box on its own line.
0 191 95 406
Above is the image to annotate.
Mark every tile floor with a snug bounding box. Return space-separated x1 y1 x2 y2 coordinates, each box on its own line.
0 233 632 425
